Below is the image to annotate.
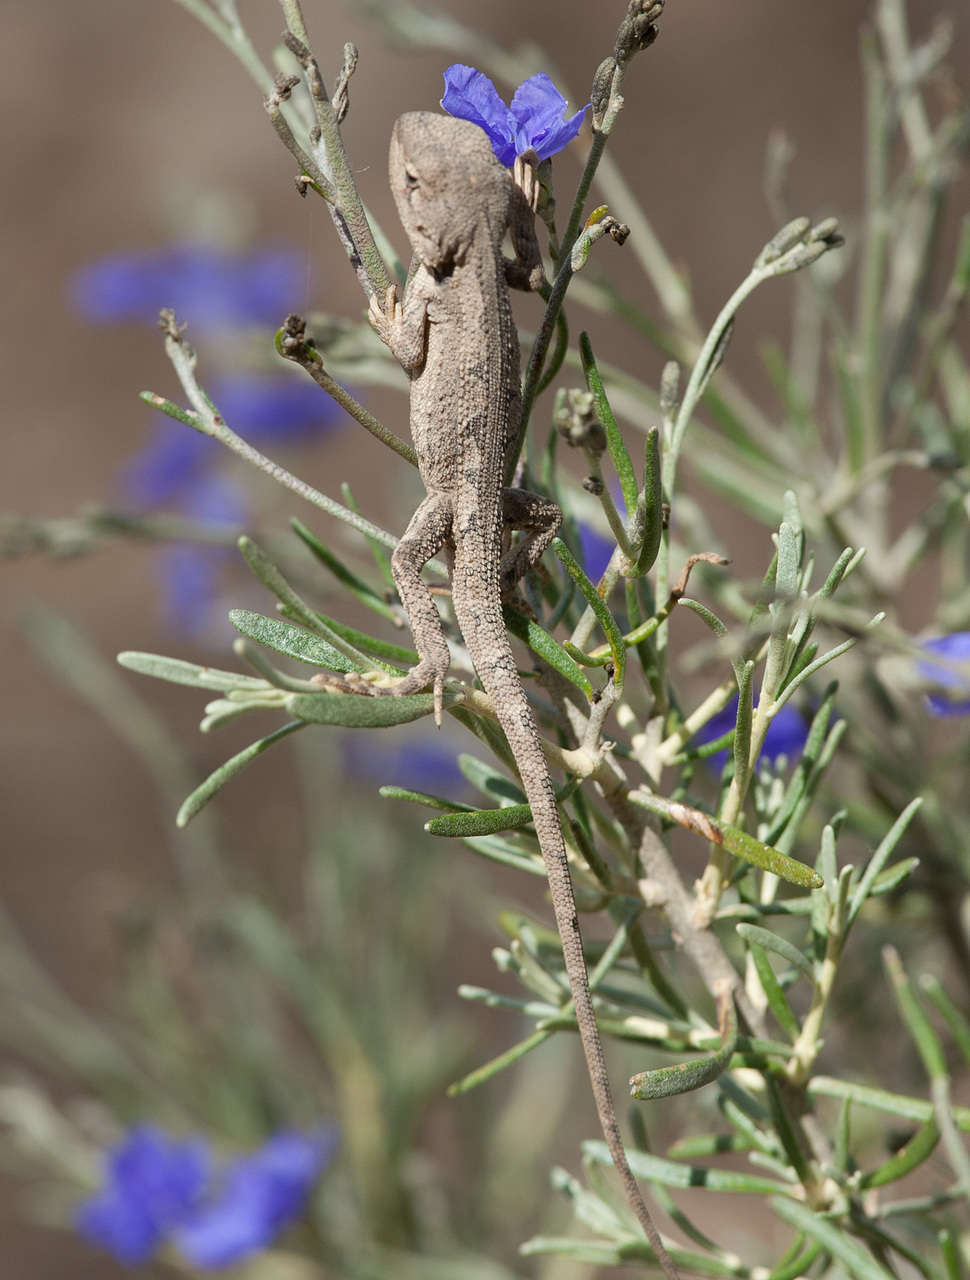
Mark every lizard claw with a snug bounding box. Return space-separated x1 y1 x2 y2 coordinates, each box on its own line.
368 284 401 345
513 155 540 213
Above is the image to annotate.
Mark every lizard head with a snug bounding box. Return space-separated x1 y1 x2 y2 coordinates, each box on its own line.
389 112 511 273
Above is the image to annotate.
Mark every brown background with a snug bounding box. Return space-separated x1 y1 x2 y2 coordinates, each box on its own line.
2 0 968 1275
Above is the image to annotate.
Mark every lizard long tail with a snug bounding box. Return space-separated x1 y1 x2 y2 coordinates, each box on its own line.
454 591 681 1280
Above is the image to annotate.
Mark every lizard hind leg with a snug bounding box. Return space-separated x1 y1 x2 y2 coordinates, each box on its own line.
499 487 562 598
385 490 455 726
312 493 453 725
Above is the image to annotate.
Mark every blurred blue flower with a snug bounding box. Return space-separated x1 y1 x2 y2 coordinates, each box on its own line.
696 696 811 770
917 632 970 717
176 1129 339 1269
441 65 587 167
78 1126 337 1269
341 733 467 794
72 243 305 332
77 1126 209 1265
123 373 342 507
122 373 343 634
578 522 615 582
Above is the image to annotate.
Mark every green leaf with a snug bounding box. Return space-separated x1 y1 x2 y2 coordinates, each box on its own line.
459 833 545 876
552 537 626 687
862 1117 940 1189
630 998 737 1100
920 976 970 1066
426 803 534 838
579 331 638 518
808 1077 970 1131
378 785 473 814
457 753 525 805
583 1141 788 1194
229 610 358 673
847 798 923 928
447 1027 552 1095
634 425 663 574
290 517 400 622
177 721 306 826
118 651 267 693
748 944 800 1040
630 792 822 889
503 605 592 698
279 604 417 667
883 946 947 1080
770 1197 895 1280
284 689 442 727
736 923 814 980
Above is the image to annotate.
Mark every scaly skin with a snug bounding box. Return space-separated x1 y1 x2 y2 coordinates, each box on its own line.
358 113 679 1279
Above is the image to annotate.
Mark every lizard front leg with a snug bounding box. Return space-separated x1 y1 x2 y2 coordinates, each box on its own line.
499 487 562 596
369 281 429 371
313 493 453 724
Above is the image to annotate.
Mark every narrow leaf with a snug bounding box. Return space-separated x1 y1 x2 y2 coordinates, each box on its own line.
748 944 800 1040
634 425 663 574
503 605 593 698
553 538 626 686
118 651 267 693
579 332 638 517
285 689 442 727
630 998 737 1100
847 798 923 927
427 802 533 838
736 923 814 980
177 720 306 826
229 610 357 673
862 1117 940 1189
770 1197 895 1280
583 1141 788 1194
290 517 400 622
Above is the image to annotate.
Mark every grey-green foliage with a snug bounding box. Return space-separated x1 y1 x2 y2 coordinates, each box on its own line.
6 0 970 1277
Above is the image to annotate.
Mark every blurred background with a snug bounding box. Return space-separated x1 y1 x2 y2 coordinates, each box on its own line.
2 1 969 1275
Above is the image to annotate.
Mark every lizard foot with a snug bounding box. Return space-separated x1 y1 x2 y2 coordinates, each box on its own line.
367 283 402 346
513 154 540 213
311 664 447 728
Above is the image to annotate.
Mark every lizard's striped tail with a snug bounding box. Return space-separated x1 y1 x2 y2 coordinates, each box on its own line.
456 598 681 1280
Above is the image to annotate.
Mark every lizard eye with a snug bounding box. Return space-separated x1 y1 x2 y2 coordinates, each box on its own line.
404 166 420 192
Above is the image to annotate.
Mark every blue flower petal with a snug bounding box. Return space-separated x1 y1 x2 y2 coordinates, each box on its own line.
509 72 588 161
122 375 341 509
207 373 341 442
917 632 970 717
121 428 218 507
77 1191 160 1265
696 697 811 770
76 1126 209 1265
341 734 467 793
441 65 516 165
175 1129 338 1269
71 244 305 332
577 522 614 582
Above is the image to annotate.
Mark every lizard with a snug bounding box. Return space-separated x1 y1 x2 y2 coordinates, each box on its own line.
328 111 680 1280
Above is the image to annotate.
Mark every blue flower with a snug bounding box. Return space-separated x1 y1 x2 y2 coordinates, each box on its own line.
72 244 305 332
123 373 341 507
121 373 343 634
441 65 587 167
696 696 811 770
175 1130 339 1269
77 1126 337 1269
577 522 615 582
917 632 970 717
76 1126 209 1265
341 733 468 794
